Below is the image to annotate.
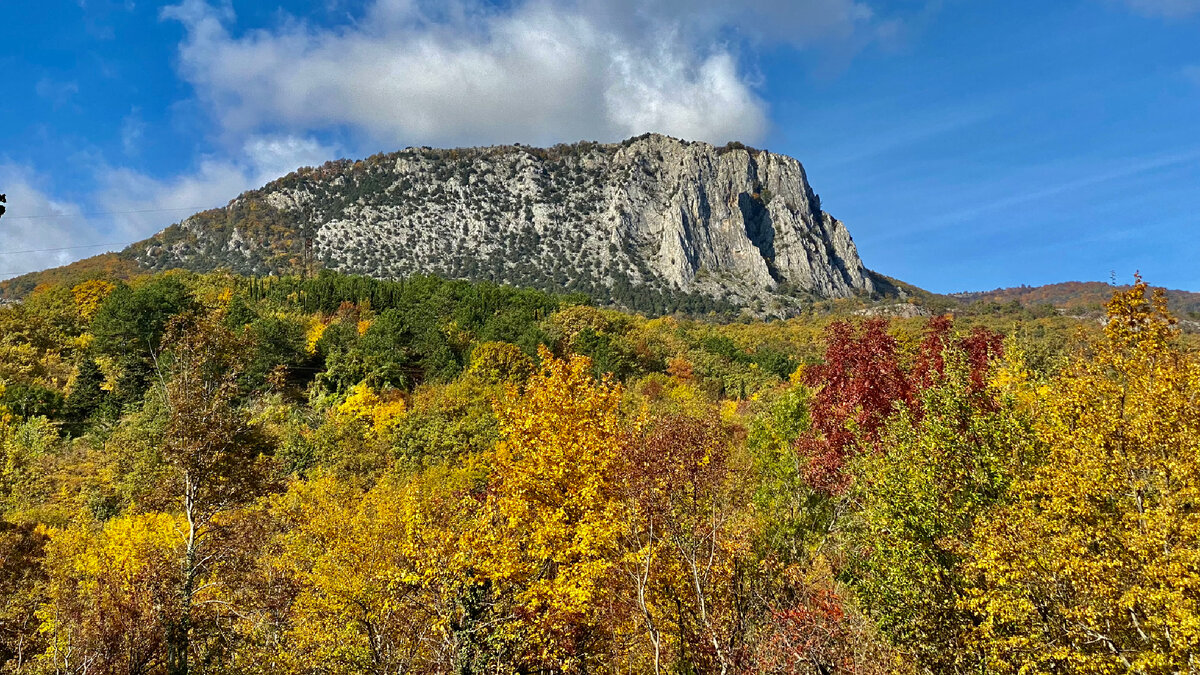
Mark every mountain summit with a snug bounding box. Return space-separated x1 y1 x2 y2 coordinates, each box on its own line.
132 134 879 315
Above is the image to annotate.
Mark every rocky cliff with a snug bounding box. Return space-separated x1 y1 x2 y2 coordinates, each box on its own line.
132 134 880 316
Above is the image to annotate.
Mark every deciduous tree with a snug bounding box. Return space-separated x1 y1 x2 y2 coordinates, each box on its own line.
966 279 1200 673
480 348 629 672
153 312 273 675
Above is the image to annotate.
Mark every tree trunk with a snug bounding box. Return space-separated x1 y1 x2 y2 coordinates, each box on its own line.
168 482 199 675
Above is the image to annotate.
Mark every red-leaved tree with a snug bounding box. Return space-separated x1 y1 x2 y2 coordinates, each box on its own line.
795 316 1003 494
795 319 913 494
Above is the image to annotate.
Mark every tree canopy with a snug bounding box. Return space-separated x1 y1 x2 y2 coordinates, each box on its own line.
0 269 1195 673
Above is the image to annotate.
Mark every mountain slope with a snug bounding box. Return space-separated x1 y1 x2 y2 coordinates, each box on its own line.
952 281 1200 318
119 134 877 316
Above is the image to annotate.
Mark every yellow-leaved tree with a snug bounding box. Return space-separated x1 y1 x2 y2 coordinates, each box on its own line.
966 277 1200 673
479 347 631 672
260 464 486 674
71 279 117 322
38 512 185 675
336 382 407 437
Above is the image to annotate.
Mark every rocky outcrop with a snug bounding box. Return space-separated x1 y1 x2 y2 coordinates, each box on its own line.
853 303 932 319
131 134 879 316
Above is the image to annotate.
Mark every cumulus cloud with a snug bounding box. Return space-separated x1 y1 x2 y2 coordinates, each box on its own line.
0 135 337 278
96 134 337 237
1114 0 1200 17
0 165 96 275
161 0 887 147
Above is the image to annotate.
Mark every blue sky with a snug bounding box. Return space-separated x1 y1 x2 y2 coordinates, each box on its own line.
2 0 1198 293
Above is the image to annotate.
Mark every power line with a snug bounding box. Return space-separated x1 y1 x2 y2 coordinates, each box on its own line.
0 240 133 277
1 205 212 220
0 242 130 256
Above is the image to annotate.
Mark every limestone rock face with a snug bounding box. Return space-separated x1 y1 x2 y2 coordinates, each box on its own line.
603 136 874 300
132 134 877 315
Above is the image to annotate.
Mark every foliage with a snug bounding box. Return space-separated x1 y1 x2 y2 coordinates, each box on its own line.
965 279 1200 673
465 341 535 385
38 512 185 675
617 413 750 673
152 310 273 674
335 383 407 437
0 268 1193 673
89 275 197 406
71 280 117 322
845 365 1035 672
478 348 629 671
263 465 488 674
0 520 47 671
794 319 914 494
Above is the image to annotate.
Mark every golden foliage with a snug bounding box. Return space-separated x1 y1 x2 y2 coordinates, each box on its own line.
336 383 407 436
38 512 185 673
265 465 485 673
304 320 327 355
70 279 117 322
966 278 1200 673
480 347 630 670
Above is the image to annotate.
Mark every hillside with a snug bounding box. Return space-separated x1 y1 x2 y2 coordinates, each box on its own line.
2 268 1197 673
0 253 142 300
3 135 888 317
952 280 1200 318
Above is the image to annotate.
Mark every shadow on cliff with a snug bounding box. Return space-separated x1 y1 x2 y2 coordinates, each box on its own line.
738 192 781 283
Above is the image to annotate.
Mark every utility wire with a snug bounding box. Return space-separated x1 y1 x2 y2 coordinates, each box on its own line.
0 242 130 256
2 205 211 220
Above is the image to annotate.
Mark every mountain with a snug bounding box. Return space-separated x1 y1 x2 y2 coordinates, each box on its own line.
7 134 1197 323
952 281 1200 318
55 134 881 316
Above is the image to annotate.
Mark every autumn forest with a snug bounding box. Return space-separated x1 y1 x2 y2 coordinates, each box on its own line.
0 270 1196 674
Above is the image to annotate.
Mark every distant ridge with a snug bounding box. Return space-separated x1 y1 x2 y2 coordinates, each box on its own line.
952 281 1200 317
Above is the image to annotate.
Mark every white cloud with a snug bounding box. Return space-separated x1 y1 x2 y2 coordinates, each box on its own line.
0 135 337 278
161 0 889 147
121 108 146 155
95 134 337 242
241 135 336 182
1115 0 1200 17
0 165 97 276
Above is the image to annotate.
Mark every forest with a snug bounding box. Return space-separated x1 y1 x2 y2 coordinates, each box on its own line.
0 269 1196 674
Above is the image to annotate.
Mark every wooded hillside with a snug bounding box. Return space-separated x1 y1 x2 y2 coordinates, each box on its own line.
1 270 1196 673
